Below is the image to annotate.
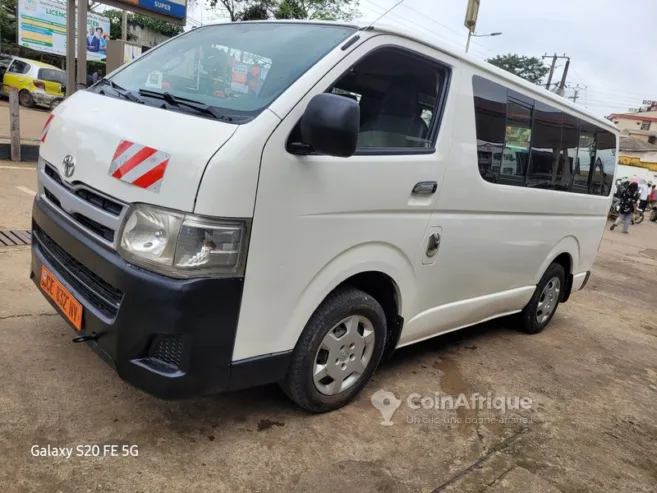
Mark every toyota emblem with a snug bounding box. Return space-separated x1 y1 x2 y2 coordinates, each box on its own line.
62 155 75 178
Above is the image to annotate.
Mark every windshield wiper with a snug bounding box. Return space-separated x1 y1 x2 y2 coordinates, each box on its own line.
97 79 144 104
138 89 232 122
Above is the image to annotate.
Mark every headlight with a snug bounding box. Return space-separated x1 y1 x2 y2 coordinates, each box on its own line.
118 204 249 278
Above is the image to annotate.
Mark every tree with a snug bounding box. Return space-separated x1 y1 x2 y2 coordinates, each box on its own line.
103 9 184 40
208 0 358 22
486 54 550 85
0 0 18 52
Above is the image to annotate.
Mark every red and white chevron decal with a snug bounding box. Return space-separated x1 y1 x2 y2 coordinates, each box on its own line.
108 140 171 193
40 114 55 143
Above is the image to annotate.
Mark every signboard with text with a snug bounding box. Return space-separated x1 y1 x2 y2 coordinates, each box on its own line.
106 0 187 22
18 0 110 60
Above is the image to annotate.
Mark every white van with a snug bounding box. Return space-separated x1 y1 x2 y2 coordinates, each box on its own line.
32 21 618 412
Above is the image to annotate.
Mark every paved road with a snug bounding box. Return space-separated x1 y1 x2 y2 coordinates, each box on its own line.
0 100 49 142
1 162 656 492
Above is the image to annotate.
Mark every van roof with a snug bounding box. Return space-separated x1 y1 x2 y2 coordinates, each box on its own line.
202 20 617 133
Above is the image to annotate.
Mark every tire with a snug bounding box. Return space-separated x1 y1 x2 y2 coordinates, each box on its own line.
518 263 565 334
49 99 62 111
650 210 657 222
19 89 35 108
635 212 644 224
281 286 387 413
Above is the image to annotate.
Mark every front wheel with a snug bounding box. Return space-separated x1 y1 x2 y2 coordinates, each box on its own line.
281 287 387 413
650 210 657 222
518 263 565 334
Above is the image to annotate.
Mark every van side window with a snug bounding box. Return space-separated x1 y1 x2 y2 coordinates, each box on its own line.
472 75 617 195
527 102 564 190
572 121 596 194
500 99 532 186
329 48 448 151
472 75 506 183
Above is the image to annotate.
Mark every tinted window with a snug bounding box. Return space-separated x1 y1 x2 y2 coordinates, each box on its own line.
38 68 65 85
472 76 617 196
560 113 579 189
572 121 596 194
473 75 507 183
330 48 446 150
527 102 563 190
8 60 30 74
500 99 532 186
594 129 616 196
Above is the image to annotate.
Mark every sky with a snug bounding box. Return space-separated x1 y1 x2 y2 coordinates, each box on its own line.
186 0 657 118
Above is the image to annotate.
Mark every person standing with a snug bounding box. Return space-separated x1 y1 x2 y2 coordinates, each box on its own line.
91 69 103 84
648 183 657 207
638 181 650 212
611 182 639 234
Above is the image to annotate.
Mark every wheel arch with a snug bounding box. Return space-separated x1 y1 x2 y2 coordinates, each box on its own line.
285 242 414 359
533 236 579 303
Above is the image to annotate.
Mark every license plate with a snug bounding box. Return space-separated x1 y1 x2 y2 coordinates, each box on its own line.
40 266 83 330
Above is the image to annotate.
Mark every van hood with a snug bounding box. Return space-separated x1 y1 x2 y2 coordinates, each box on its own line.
40 91 238 213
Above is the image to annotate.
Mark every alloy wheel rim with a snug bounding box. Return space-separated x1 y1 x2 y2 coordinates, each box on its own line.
536 277 560 324
313 315 375 396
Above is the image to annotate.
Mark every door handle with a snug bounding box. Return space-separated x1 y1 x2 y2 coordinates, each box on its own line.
426 232 441 257
412 181 437 195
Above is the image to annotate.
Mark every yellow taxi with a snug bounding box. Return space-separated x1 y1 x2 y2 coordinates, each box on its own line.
0 56 66 110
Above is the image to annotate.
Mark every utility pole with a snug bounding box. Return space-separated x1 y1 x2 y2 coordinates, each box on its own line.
66 0 76 96
542 53 570 93
76 0 88 90
543 53 557 90
121 10 128 41
556 58 570 96
568 84 586 104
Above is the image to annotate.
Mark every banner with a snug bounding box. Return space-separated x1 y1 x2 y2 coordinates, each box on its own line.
18 0 110 61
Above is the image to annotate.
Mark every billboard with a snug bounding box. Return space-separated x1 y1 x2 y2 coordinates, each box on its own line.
18 0 110 61
104 0 187 22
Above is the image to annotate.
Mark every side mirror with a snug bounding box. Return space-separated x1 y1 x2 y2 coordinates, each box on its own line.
300 93 360 158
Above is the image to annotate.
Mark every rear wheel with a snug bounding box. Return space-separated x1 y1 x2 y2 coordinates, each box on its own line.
650 209 657 222
281 287 387 413
19 89 35 108
518 263 565 334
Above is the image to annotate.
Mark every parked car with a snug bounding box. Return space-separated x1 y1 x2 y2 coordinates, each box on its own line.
0 55 65 110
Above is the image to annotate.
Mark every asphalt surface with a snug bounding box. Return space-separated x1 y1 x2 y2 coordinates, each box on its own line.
1 161 656 492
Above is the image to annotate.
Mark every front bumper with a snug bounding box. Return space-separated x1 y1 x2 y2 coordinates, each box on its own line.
31 195 290 399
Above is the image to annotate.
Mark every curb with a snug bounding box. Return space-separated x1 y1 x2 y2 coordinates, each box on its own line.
0 142 39 162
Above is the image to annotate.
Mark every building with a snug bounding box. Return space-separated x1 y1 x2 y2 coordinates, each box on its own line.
616 136 657 183
608 102 657 134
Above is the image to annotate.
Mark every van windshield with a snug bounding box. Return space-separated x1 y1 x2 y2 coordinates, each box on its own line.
105 22 357 120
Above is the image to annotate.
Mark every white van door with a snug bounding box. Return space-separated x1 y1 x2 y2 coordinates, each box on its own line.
231 35 460 360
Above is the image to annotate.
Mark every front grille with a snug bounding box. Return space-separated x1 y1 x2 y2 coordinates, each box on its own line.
44 187 114 242
150 337 185 369
74 188 122 216
36 227 123 319
43 164 124 244
72 213 114 242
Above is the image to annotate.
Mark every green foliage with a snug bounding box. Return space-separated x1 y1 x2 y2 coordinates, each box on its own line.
103 9 183 41
0 0 18 52
209 0 358 22
486 54 550 85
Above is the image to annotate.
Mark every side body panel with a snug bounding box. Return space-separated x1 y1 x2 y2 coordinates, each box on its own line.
398 63 613 346
232 34 460 360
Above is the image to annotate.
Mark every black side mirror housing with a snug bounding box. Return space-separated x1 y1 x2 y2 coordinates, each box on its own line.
300 93 360 158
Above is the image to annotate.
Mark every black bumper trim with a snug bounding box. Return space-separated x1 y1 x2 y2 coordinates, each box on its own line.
31 196 292 399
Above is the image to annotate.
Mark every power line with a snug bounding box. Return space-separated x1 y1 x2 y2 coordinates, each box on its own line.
362 0 491 59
